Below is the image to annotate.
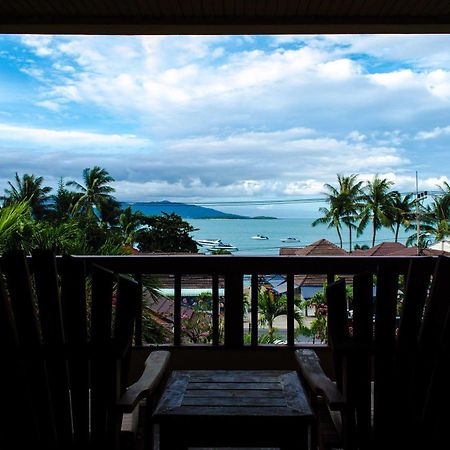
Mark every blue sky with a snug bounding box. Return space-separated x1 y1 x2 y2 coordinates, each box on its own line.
0 34 449 218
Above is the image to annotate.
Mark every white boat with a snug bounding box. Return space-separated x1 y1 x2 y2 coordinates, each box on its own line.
208 241 238 250
196 239 223 247
251 235 269 240
280 237 298 242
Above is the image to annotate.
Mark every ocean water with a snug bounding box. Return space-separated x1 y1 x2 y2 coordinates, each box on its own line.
187 218 411 256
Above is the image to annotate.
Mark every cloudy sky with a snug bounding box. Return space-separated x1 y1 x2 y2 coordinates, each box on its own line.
0 34 449 217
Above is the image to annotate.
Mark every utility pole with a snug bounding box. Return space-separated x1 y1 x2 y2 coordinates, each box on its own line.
415 171 427 256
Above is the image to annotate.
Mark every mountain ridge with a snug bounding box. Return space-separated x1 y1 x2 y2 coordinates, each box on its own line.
122 200 253 219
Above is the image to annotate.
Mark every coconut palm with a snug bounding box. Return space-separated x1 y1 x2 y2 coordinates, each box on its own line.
3 172 52 219
0 200 32 253
411 195 450 244
118 206 145 245
67 166 115 219
390 192 415 242
257 288 303 342
358 175 395 247
312 204 343 248
314 175 363 251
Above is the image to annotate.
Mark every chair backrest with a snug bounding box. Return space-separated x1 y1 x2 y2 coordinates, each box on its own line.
0 250 140 450
326 256 450 449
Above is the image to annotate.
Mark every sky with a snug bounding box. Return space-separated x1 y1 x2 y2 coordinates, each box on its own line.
0 34 449 218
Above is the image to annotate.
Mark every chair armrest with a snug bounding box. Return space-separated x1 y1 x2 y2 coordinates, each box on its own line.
117 350 171 413
295 349 345 410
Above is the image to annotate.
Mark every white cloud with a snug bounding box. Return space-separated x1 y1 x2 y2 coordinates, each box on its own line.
0 123 150 148
415 125 450 140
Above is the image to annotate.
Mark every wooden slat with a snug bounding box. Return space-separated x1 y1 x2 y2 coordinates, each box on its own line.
182 396 287 406
184 389 284 398
32 250 73 448
326 277 348 408
2 251 57 447
60 256 90 447
351 271 373 447
286 272 295 346
414 256 450 424
90 264 115 447
224 272 244 347
373 266 399 446
134 273 143 346
0 266 38 448
173 273 182 345
251 273 259 346
212 274 220 345
398 258 433 351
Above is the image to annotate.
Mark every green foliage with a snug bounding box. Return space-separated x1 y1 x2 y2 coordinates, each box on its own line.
136 212 198 253
2 172 52 219
256 288 304 342
0 201 33 253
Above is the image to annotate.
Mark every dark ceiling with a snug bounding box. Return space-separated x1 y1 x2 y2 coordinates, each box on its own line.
1 0 450 34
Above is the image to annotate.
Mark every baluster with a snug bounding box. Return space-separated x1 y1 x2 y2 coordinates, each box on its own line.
174 274 181 346
287 273 295 346
224 272 244 348
212 275 220 346
251 273 259 347
134 273 143 346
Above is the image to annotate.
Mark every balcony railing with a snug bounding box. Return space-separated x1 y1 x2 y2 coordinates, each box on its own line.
67 255 437 349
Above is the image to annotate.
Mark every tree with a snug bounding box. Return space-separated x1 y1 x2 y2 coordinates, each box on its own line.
312 204 343 248
408 195 450 245
0 200 32 253
257 287 303 342
118 206 145 245
67 166 115 219
3 172 52 219
316 174 363 251
358 175 395 247
389 192 414 242
48 177 79 223
136 212 198 253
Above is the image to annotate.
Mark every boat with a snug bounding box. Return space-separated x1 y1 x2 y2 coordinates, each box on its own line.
280 237 298 242
251 235 269 240
196 239 223 247
209 242 239 251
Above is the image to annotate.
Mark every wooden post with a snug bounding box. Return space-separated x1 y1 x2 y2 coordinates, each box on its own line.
224 272 244 348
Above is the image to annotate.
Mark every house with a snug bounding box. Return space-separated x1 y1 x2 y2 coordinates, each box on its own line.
280 239 350 315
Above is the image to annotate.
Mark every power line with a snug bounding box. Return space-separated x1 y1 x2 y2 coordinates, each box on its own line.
121 190 443 207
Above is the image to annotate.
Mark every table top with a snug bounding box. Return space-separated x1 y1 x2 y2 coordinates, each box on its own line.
153 370 313 419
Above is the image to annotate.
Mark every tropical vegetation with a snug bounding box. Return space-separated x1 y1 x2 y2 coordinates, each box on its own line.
314 173 450 251
0 167 198 256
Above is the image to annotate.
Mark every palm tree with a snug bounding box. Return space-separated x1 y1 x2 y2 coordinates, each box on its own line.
257 287 303 342
414 195 450 243
358 175 395 247
390 192 415 242
67 166 115 219
3 172 52 219
312 204 343 248
118 206 145 245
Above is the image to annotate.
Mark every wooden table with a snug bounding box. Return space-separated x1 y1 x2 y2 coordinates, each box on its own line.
153 370 314 450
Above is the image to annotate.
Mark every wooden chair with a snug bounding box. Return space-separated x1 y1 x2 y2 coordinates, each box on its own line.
0 250 170 450
296 256 450 450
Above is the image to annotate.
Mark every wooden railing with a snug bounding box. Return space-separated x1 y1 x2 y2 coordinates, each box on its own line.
67 255 436 348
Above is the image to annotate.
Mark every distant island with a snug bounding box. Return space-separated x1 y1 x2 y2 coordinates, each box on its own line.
122 200 278 220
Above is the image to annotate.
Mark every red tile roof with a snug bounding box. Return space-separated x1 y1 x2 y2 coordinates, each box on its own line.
351 241 406 256
280 239 348 256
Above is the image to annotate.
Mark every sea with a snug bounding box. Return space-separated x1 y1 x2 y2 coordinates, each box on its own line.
186 218 411 256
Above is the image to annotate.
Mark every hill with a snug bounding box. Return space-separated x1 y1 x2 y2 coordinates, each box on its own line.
122 200 250 219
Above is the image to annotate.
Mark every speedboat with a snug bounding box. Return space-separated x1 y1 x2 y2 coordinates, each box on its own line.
209 242 238 251
251 235 269 240
196 239 223 247
280 237 298 242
